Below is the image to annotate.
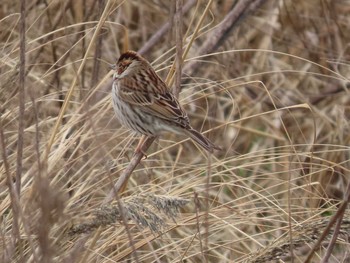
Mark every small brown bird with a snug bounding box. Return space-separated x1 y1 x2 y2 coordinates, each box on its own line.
111 51 220 153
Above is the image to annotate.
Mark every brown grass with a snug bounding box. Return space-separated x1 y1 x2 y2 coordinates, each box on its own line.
1 0 350 262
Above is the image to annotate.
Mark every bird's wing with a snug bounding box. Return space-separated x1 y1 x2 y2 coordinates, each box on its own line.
117 78 190 128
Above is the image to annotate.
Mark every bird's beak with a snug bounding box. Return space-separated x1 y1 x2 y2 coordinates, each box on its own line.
110 63 116 70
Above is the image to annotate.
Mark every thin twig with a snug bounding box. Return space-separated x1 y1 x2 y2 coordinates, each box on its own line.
249 212 350 263
10 0 27 244
320 212 345 263
183 0 266 80
320 182 350 263
17 0 26 197
138 0 196 56
0 105 19 251
304 195 350 263
193 192 206 262
103 137 156 204
288 158 294 263
168 0 214 88
174 0 183 97
204 153 211 262
90 0 105 87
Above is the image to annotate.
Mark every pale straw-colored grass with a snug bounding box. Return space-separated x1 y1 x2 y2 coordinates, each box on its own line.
0 1 349 262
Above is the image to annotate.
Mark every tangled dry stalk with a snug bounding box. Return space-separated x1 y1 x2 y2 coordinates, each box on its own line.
1 0 350 262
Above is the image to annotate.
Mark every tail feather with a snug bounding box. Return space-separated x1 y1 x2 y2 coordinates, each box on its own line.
185 128 221 153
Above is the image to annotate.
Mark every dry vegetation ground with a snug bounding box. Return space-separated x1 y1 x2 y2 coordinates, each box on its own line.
1 0 350 262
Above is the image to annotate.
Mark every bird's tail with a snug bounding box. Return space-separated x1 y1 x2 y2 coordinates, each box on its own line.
185 128 221 153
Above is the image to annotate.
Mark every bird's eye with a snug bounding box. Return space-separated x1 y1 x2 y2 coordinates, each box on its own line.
117 64 126 74
117 60 132 74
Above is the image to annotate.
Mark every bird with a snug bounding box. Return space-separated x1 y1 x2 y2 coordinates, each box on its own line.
111 50 221 154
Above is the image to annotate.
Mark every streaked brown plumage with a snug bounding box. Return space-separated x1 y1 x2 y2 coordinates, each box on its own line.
112 50 220 153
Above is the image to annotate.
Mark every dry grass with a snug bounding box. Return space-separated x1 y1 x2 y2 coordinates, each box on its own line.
1 0 350 262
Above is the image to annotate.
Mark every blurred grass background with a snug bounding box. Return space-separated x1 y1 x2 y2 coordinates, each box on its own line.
1 0 350 262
